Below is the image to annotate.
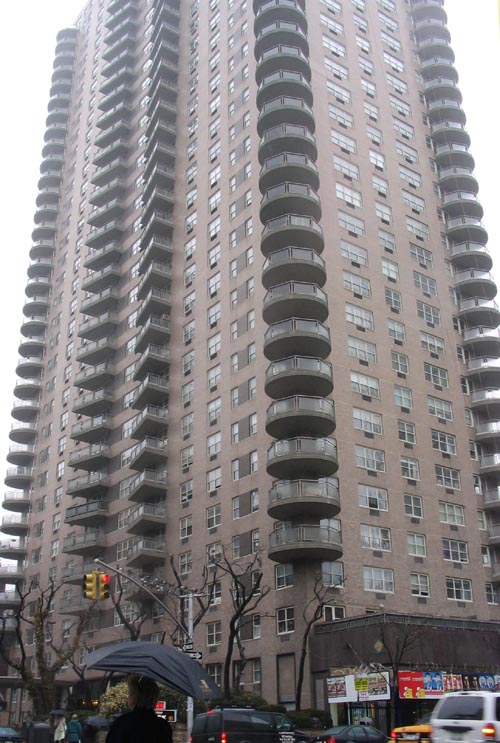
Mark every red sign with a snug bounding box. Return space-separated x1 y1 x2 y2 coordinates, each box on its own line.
398 671 425 699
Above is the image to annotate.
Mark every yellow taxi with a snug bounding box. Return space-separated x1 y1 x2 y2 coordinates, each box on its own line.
389 715 432 743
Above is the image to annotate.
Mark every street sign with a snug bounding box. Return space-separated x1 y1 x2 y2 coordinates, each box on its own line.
182 641 194 651
186 651 203 660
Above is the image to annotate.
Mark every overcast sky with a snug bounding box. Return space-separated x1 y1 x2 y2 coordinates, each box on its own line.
0 1 498 479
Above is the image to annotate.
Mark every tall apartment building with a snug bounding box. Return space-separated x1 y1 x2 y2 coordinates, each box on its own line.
1 0 499 721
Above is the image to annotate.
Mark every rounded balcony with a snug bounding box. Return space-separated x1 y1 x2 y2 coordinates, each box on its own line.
257 70 313 109
268 477 340 520
44 120 68 140
471 388 500 414
255 20 309 60
1 514 29 537
257 96 315 137
261 214 324 256
266 395 335 438
25 276 52 298
254 0 307 34
31 221 57 243
430 122 469 149
482 489 500 512
27 255 54 277
0 563 24 583
434 143 474 170
458 298 500 327
14 377 42 400
268 524 342 563
0 539 27 560
262 281 328 324
466 358 500 386
7 444 35 467
453 270 496 299
449 242 492 272
16 356 43 379
262 247 326 289
63 531 106 556
420 56 455 80
260 182 321 223
34 202 58 224
47 93 71 112
265 356 333 398
410 0 445 14
480 454 500 478
267 436 338 479
0 591 22 610
423 77 461 103
260 152 319 192
11 399 40 423
259 123 317 164
414 18 451 42
4 467 33 490
18 336 45 358
438 165 478 193
475 421 500 444
21 316 48 338
30 238 56 260
2 491 31 512
417 36 453 60
23 295 49 317
442 191 483 220
463 327 500 357
9 421 37 445
264 318 331 361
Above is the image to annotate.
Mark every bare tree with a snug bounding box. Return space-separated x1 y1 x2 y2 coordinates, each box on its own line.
0 581 95 717
168 555 220 648
110 574 151 640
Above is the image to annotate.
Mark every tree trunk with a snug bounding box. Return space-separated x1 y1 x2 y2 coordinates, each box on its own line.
295 626 310 710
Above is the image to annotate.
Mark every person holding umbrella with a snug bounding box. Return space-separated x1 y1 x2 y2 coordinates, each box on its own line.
106 674 172 743
53 714 67 743
67 715 83 743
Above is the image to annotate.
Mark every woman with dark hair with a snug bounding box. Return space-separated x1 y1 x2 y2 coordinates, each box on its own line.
106 675 173 743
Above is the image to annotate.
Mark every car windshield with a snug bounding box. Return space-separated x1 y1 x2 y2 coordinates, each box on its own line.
0 729 18 736
435 696 484 720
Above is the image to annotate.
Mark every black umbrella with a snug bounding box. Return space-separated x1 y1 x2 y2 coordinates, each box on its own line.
49 710 66 717
84 716 111 730
85 641 223 700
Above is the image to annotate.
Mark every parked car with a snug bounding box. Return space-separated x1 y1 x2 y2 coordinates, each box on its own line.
0 728 22 743
312 724 387 743
191 708 311 743
431 691 500 743
389 714 432 743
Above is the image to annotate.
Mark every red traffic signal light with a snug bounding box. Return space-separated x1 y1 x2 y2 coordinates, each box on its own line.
97 572 111 600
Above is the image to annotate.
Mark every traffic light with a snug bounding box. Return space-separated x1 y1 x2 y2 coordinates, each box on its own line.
97 572 111 600
83 571 98 600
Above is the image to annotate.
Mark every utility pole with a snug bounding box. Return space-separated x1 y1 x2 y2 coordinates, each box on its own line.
186 589 194 743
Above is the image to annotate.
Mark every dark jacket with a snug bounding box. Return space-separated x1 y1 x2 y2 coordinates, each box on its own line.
106 709 172 743
67 719 83 743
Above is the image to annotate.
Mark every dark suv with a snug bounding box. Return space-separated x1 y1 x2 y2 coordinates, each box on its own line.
191 708 311 743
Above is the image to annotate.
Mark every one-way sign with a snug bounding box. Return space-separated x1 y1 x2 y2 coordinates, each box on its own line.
186 651 203 660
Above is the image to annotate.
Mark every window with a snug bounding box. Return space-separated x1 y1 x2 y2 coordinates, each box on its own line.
345 303 374 330
404 187 427 214
180 480 193 504
385 287 402 311
486 583 499 605
404 494 423 519
381 257 399 280
401 456 419 480
343 271 371 298
435 464 461 490
420 331 445 356
446 577 472 602
353 408 382 435
439 501 465 526
206 503 221 530
375 202 392 224
322 35 346 57
208 332 221 358
358 484 388 511
414 271 437 296
373 175 388 196
407 532 426 557
330 104 353 127
424 362 449 388
276 607 295 635
394 385 412 409
398 420 416 445
361 524 391 551
363 567 394 593
356 445 385 472
407 217 429 241
432 430 457 455
207 397 222 424
334 156 359 181
411 573 430 597
336 183 361 207
443 538 468 563
378 228 395 252
179 551 192 575
427 395 453 421
361 78 376 97
207 621 222 646
388 319 406 341
322 561 344 589
348 336 376 363
350 371 380 398
180 516 193 540
417 300 440 326
181 381 194 406
181 445 194 470
410 243 432 267
207 467 222 494
338 211 365 236
341 240 367 266
331 128 356 154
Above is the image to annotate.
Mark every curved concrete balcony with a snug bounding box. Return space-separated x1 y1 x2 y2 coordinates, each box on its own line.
438 166 477 194
0 591 22 610
434 143 474 169
488 525 500 546
25 276 51 298
9 421 37 445
266 395 335 438
81 287 119 316
262 247 325 290
67 472 109 498
140 210 174 248
466 357 500 385
260 152 319 192
1 514 29 537
257 95 315 138
130 405 168 440
129 437 167 471
267 436 338 479
268 477 340 520
260 182 321 223
254 0 307 33
23 294 50 316
138 236 173 271
136 289 172 327
7 444 35 467
138 260 173 296
103 16 137 49
98 82 132 115
34 201 58 224
125 537 166 569
84 241 122 271
263 281 328 324
39 150 64 173
126 503 166 536
471 388 500 413
480 454 500 477
134 316 171 354
423 76 460 102
99 66 134 97
63 531 106 556
463 326 500 356
133 373 169 409
475 421 500 444
257 70 313 109
442 191 483 220
0 539 27 560
259 123 317 164
86 221 123 250
417 35 453 60
265 356 333 398
254 20 309 61
264 318 331 361
14 377 42 400
61 561 96 585
76 337 116 365
427 96 463 122
16 355 43 379
60 596 94 614
482 489 500 511
123 469 167 503
78 311 118 342
90 173 126 204
74 362 115 391
65 499 109 527
449 242 491 272
453 269 496 300
18 336 45 358
0 564 24 583
30 237 56 260
11 399 40 423
414 17 451 42
2 491 31 512
27 254 54 276
72 388 113 417
141 188 175 226
431 121 469 148
95 102 132 132
21 316 48 338
68 443 111 471
82 263 121 294
420 56 454 80
93 138 129 170
4 467 33 490
411 0 446 14
133 344 171 381
70 415 113 444
268 524 342 563
261 214 324 256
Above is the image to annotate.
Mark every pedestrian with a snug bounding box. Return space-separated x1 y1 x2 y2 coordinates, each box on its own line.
54 715 67 743
106 675 172 743
67 714 83 743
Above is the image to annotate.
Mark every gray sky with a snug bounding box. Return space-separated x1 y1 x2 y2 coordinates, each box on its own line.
0 1 498 474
